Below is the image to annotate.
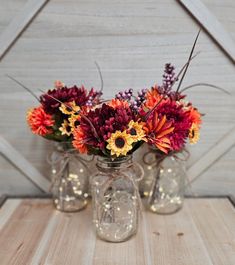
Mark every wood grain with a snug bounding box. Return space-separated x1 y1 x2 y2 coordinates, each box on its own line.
188 126 235 183
178 0 235 63
0 0 49 60
0 198 234 265
0 134 50 192
187 199 235 265
0 199 53 265
0 199 21 230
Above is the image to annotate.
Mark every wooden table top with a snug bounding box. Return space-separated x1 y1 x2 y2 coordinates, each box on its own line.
0 198 234 265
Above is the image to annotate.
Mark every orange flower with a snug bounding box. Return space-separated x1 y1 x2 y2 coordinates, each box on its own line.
72 126 88 153
108 99 129 109
27 106 54 136
143 112 174 153
188 107 202 126
54 80 65 89
144 85 163 110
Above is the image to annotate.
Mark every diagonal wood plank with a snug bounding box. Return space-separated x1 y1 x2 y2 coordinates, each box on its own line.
0 134 50 192
178 0 235 63
0 0 49 61
187 127 235 183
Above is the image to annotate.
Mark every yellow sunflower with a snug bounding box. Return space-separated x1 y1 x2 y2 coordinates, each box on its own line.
106 130 134 157
59 120 72 136
127 120 146 142
189 123 200 144
68 115 80 131
59 101 80 115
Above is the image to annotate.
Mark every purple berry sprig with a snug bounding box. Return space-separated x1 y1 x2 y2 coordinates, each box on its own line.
162 63 176 91
115 88 133 101
131 88 147 111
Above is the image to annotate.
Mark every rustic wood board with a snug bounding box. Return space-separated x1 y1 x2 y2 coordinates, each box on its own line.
0 198 234 265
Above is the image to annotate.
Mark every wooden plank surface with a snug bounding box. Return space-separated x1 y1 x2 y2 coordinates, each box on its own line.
0 134 50 192
187 126 235 183
0 198 234 265
178 0 235 63
0 0 49 60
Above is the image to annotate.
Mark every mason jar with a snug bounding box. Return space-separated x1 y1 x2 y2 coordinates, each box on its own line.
50 142 90 212
91 155 143 242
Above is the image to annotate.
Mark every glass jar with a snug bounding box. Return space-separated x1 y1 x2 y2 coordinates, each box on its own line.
50 142 91 212
91 156 143 242
141 148 188 214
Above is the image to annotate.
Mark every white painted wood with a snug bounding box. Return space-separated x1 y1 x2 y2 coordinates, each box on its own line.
188 127 235 183
0 0 234 195
179 0 235 63
0 155 43 195
0 0 49 60
0 135 50 192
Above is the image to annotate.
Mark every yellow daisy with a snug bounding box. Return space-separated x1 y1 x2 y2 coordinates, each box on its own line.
127 120 146 142
68 115 80 131
189 123 200 144
106 130 134 157
59 101 80 115
59 120 72 136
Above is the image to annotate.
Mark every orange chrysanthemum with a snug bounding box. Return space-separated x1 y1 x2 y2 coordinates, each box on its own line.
143 112 174 153
144 86 163 109
27 106 54 136
72 126 88 154
108 99 129 109
188 107 202 126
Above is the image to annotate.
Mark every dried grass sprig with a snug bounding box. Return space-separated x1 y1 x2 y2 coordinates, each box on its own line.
176 29 201 93
95 61 104 93
6 74 39 101
180 83 230 95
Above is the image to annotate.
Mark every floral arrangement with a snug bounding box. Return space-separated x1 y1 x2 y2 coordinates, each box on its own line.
23 31 226 159
72 69 202 158
72 92 147 157
26 81 102 142
139 63 202 154
72 32 227 158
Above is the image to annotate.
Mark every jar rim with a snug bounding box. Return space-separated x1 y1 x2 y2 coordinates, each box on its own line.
97 155 132 163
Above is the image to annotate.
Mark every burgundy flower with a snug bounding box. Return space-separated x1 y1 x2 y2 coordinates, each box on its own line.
40 85 101 114
79 103 134 150
156 99 192 151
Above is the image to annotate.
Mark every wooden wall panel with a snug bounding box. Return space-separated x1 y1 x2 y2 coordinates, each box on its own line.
0 0 26 34
0 156 41 195
0 0 234 195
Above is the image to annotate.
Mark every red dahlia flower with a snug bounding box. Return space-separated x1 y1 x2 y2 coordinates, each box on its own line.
40 85 101 114
73 103 134 151
156 99 192 151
